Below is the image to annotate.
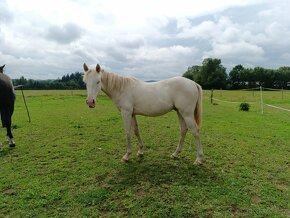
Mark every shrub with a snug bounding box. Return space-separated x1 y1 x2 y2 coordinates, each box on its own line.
239 102 250 111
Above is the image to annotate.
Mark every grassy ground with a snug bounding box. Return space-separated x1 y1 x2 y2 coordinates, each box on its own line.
0 90 289 217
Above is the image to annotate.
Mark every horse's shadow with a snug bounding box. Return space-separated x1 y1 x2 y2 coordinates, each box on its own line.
106 157 222 188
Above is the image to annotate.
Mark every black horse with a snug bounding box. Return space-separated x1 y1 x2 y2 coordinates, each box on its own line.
0 64 16 149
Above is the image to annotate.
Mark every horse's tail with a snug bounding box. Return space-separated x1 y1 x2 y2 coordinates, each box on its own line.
194 83 202 129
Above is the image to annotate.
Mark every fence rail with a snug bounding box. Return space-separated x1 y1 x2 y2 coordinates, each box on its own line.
211 86 290 114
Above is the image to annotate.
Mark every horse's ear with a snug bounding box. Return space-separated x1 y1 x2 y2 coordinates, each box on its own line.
83 63 89 72
0 64 5 73
96 64 101 73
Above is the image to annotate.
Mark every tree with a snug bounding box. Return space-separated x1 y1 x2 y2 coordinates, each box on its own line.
276 66 290 89
229 64 245 89
12 72 85 90
183 65 201 82
253 67 266 86
183 58 227 89
200 58 228 89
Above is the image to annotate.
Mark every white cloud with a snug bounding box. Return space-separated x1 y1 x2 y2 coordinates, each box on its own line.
178 20 216 39
46 23 84 44
205 41 265 62
0 0 289 80
281 53 290 61
137 45 197 62
265 22 290 47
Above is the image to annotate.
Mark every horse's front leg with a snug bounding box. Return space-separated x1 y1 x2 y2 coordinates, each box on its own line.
132 115 144 157
121 110 133 162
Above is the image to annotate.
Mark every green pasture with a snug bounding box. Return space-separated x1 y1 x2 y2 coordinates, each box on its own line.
0 90 289 217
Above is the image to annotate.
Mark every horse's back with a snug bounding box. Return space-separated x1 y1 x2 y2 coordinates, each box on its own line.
0 73 15 107
166 76 198 90
131 77 200 116
155 76 199 99
167 76 200 101
0 73 14 91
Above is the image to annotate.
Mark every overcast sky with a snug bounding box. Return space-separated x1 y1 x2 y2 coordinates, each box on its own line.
0 0 289 80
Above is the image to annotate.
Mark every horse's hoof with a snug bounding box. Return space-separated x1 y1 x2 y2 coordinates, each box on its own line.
171 154 179 160
137 151 144 157
194 159 202 165
122 157 129 162
9 144 16 148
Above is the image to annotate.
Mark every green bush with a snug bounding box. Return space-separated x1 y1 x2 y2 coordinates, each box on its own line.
239 102 250 111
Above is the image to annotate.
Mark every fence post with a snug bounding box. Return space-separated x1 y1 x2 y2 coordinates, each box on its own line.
260 86 264 114
20 86 31 123
211 89 213 104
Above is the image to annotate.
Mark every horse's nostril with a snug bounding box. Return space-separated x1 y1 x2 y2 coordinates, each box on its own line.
92 99 95 104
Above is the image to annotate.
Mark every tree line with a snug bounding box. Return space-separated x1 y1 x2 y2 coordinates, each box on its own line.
13 72 86 90
12 59 290 90
183 58 290 90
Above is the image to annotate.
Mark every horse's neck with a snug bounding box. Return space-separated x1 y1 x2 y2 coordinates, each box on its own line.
101 70 124 98
101 71 112 97
101 70 136 100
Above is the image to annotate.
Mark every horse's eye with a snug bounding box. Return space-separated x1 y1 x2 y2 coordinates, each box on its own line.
97 81 100 84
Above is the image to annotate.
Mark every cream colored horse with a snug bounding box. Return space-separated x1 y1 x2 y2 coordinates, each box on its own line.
83 63 203 164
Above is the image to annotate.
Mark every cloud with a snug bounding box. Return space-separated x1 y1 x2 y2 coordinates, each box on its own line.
46 23 83 44
0 1 13 24
137 45 197 62
1 0 290 80
264 22 290 47
177 20 216 39
205 41 265 62
281 53 290 61
119 36 145 49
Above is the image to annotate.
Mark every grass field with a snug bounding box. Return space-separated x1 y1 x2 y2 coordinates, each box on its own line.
0 89 289 217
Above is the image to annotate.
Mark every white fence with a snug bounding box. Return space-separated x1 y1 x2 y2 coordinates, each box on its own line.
211 86 290 114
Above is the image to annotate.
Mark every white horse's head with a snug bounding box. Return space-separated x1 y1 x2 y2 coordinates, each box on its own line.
83 63 102 108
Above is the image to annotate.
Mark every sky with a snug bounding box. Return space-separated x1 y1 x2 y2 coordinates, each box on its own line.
0 0 290 80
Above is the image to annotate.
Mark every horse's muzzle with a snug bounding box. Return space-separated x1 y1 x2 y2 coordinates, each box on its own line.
86 99 95 108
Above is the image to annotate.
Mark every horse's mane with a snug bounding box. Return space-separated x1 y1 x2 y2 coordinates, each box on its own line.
101 70 138 93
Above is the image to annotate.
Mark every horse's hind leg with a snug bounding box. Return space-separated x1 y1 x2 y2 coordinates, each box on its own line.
6 117 15 147
0 111 3 151
172 111 187 159
0 130 2 151
183 115 203 165
7 127 15 147
132 115 145 156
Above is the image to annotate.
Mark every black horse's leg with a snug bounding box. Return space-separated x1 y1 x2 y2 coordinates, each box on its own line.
6 117 15 147
0 109 3 151
2 107 15 148
0 129 2 151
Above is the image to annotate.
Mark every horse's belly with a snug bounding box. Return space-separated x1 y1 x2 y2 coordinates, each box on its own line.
133 101 173 116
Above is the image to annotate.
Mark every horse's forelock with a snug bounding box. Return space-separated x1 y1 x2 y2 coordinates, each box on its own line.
83 69 101 83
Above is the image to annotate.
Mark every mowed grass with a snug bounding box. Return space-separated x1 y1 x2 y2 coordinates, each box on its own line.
0 90 289 217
